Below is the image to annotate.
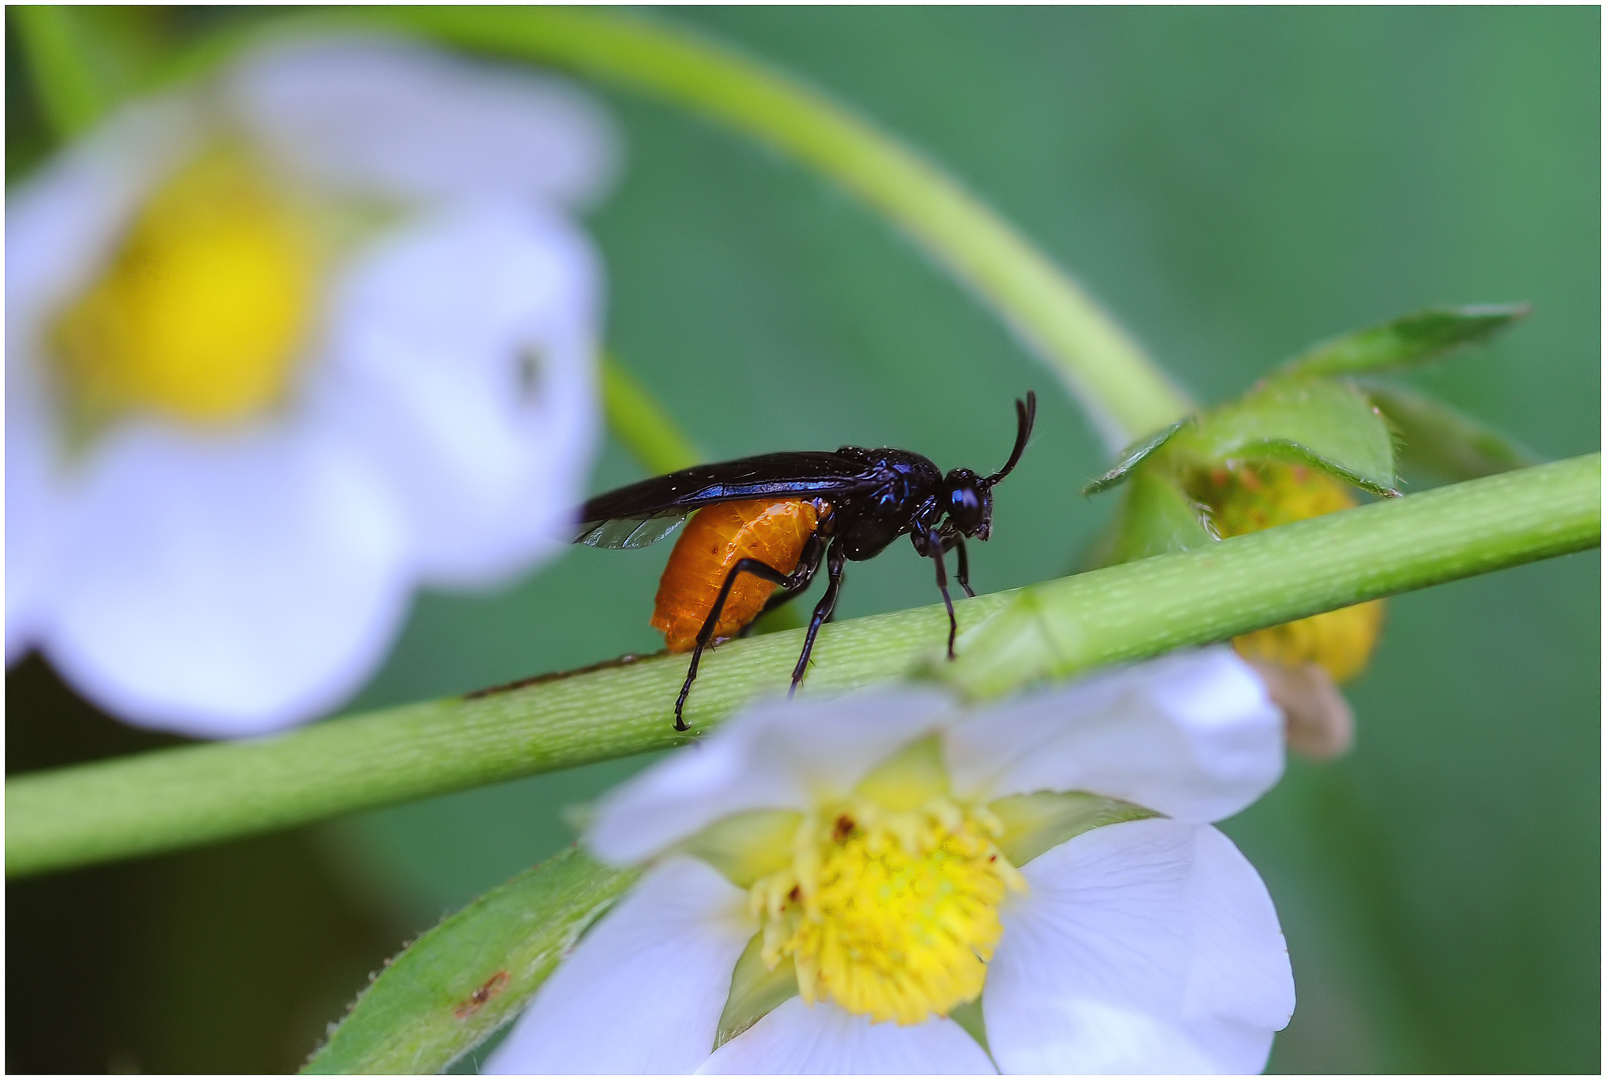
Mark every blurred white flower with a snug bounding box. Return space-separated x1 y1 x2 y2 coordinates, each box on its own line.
5 37 615 736
487 648 1295 1074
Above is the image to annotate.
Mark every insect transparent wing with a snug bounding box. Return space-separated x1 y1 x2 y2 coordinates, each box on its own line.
574 511 691 550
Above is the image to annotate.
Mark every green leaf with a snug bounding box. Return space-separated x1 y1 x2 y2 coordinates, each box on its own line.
1107 469 1215 564
304 849 638 1075
1082 419 1189 494
1366 382 1541 483
1279 304 1529 378
1177 378 1399 495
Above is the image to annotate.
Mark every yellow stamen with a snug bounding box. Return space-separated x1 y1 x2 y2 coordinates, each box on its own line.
749 794 1025 1026
1197 462 1385 682
53 146 318 426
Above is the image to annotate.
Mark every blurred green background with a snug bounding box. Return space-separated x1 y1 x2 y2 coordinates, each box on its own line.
7 7 1598 1073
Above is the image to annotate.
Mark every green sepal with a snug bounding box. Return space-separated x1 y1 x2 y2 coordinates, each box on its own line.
303 849 637 1075
1176 378 1399 495
948 998 991 1055
1083 419 1190 495
1106 469 1216 565
989 790 1156 867
714 934 800 1050
1278 303 1529 379
853 734 950 810
1365 382 1540 483
677 809 802 888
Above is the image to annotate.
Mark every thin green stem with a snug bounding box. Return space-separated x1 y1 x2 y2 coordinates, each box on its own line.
13 5 108 139
398 7 1194 448
155 7 1191 450
601 353 702 474
8 455 1596 878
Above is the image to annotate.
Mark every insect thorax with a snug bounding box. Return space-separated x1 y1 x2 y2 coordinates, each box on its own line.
829 448 943 560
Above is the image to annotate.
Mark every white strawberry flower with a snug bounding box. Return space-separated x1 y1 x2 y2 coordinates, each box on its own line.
5 36 615 736
488 648 1295 1074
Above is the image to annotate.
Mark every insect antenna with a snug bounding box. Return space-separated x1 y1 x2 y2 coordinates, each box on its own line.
982 391 1037 488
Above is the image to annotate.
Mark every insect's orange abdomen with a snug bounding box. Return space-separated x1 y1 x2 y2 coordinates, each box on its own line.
652 499 822 653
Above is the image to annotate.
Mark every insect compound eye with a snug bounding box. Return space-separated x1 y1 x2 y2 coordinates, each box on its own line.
948 482 984 532
942 467 991 536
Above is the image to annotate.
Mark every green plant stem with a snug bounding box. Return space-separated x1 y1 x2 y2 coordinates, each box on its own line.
601 352 702 474
8 455 1597 879
945 453 1600 696
13 5 109 139
156 6 1190 450
402 7 1193 447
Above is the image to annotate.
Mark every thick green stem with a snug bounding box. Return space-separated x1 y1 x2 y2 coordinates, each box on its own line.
945 454 1601 695
8 456 1596 878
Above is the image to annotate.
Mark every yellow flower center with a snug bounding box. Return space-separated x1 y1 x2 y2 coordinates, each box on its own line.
1198 462 1385 681
52 146 319 427
749 795 1025 1026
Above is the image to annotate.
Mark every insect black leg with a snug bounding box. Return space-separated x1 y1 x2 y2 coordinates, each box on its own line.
736 534 827 638
789 539 846 695
674 541 824 731
946 535 975 598
758 532 827 615
927 528 959 659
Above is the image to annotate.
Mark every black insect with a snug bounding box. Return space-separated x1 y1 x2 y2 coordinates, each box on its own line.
575 392 1036 729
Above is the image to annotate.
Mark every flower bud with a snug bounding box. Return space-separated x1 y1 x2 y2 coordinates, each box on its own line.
1190 461 1385 683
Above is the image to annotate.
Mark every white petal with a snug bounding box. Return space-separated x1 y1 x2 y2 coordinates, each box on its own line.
228 36 617 208
984 819 1293 1074
39 421 411 737
945 647 1284 823
325 201 601 587
5 93 200 325
1177 826 1296 1036
5 94 198 664
594 684 957 867
588 687 961 865
701 997 996 1074
485 855 752 1074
